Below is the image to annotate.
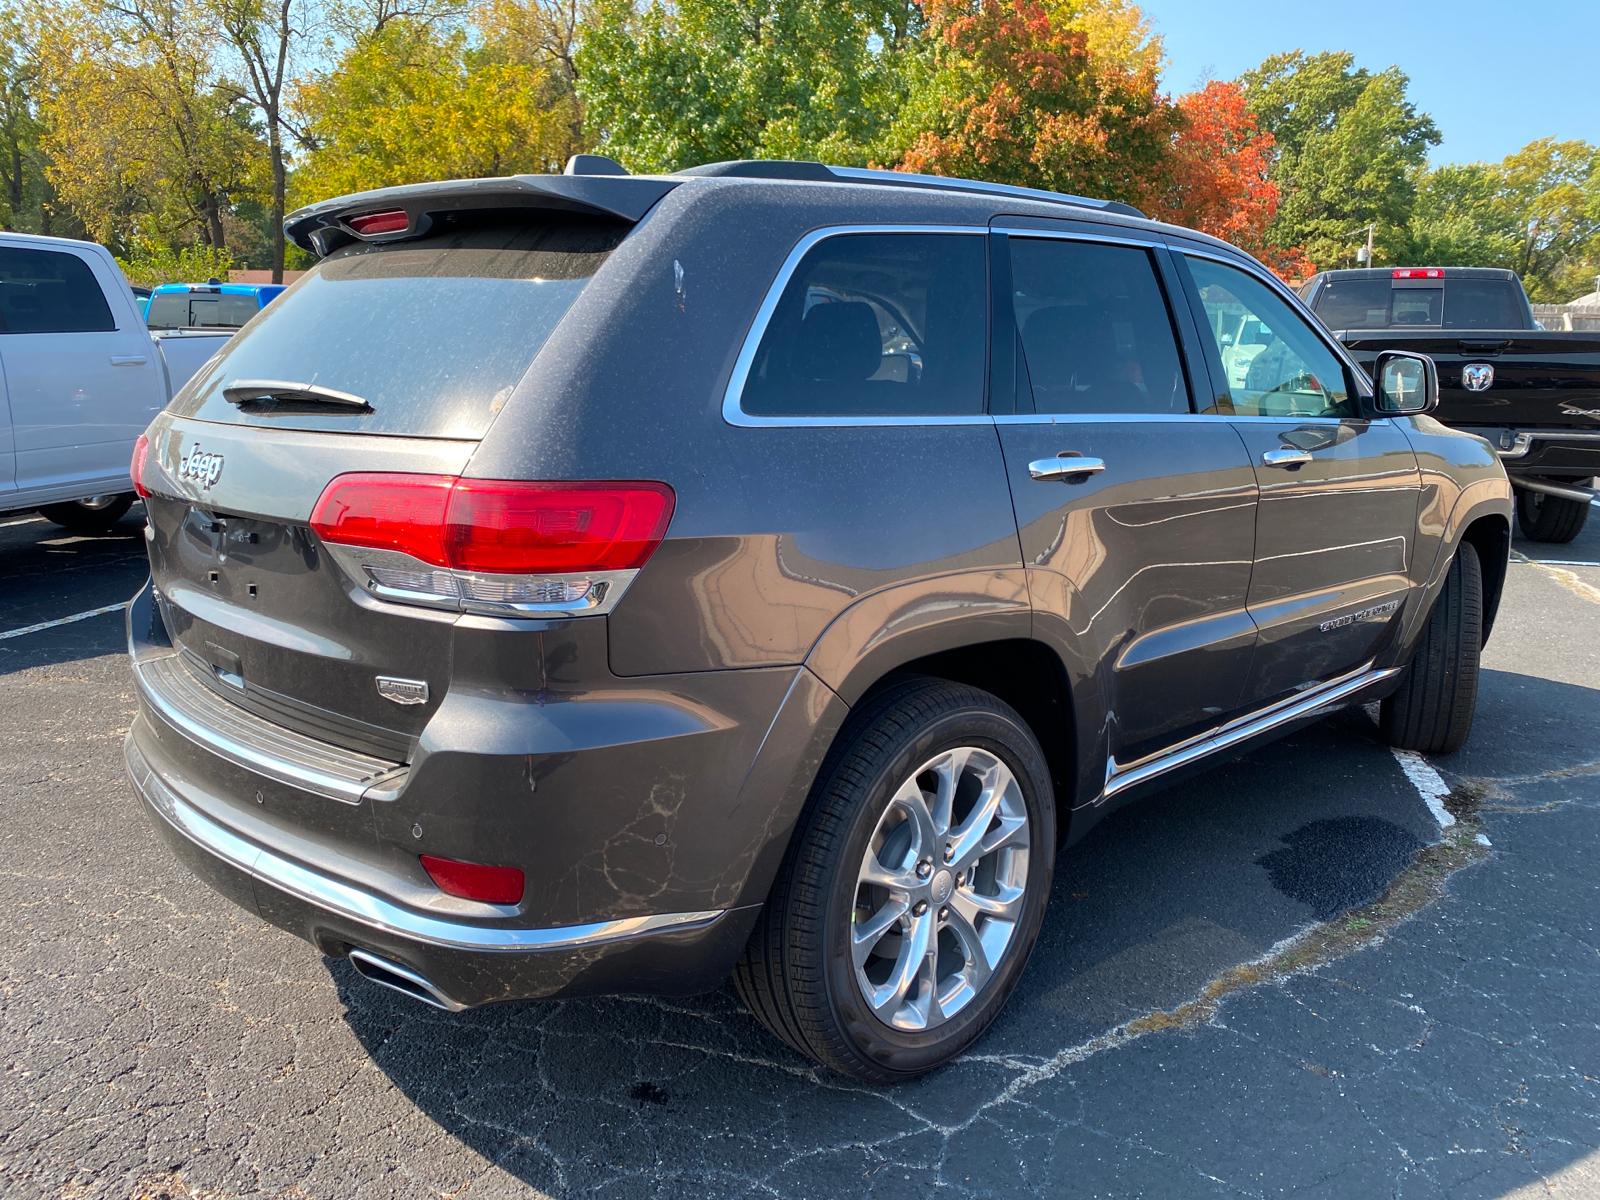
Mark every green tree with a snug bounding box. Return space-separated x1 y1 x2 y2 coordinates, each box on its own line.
1241 50 1438 269
1496 138 1600 299
293 15 576 204
577 0 914 171
32 0 265 251
1398 162 1520 269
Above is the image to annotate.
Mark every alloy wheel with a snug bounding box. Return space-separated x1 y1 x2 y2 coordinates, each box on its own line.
850 746 1030 1032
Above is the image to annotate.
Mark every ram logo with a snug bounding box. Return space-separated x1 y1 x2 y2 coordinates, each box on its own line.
177 444 225 489
1461 363 1495 393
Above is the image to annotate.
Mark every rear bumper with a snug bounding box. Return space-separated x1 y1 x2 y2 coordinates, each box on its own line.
125 726 758 1008
1462 426 1600 479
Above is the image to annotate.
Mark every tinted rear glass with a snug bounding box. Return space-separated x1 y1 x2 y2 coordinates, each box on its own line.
170 220 625 438
0 247 115 334
148 292 261 329
1313 276 1527 330
739 233 987 418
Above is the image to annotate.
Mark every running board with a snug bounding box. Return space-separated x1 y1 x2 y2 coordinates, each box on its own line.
1102 663 1402 800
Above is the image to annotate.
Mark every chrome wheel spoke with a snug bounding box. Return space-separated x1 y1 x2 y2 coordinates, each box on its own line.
979 812 1029 858
951 883 1023 925
858 855 916 892
852 898 909 968
891 776 939 859
927 747 969 836
944 901 994 990
870 912 931 1023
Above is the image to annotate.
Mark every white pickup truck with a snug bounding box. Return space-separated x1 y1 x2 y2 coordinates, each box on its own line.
0 232 233 532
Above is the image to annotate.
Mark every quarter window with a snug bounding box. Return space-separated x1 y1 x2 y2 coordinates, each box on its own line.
0 247 115 334
1188 257 1353 418
1008 237 1188 415
739 233 987 418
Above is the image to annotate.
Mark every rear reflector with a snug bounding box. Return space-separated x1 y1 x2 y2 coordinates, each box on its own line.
420 854 524 905
130 434 151 498
310 475 674 575
1392 268 1445 279
348 209 410 236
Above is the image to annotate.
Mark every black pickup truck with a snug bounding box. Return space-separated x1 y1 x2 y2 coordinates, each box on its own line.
1301 266 1600 542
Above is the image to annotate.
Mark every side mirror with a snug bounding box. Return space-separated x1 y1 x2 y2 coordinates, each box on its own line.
1372 351 1438 415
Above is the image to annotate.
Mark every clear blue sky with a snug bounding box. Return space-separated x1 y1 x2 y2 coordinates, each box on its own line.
1138 0 1600 165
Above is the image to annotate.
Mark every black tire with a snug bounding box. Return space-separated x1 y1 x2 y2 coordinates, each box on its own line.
1515 486 1589 544
1379 543 1483 755
38 494 135 533
734 677 1056 1082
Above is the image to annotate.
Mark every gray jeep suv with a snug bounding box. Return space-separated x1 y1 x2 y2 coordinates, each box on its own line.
124 158 1512 1081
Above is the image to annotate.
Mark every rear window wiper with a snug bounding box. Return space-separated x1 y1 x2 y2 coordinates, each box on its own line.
224 379 373 412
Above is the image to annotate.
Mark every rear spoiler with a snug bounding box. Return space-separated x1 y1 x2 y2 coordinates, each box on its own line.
284 172 681 257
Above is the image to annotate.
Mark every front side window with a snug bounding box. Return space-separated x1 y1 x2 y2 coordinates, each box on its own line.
1008 237 1188 415
1188 257 1353 418
739 233 986 418
0 247 115 334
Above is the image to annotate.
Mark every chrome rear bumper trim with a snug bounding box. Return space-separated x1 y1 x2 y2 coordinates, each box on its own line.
126 736 726 954
1103 662 1402 800
133 653 403 805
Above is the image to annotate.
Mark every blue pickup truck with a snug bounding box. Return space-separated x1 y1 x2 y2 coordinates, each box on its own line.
143 281 286 330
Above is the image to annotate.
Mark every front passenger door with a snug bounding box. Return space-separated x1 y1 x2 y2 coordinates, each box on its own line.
1176 253 1422 704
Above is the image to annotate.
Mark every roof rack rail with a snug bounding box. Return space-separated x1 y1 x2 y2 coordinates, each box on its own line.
677 160 1145 219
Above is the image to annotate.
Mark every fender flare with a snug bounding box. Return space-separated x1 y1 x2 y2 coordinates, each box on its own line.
1394 480 1512 655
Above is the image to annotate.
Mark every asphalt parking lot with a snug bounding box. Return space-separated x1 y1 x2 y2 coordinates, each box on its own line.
1 504 1597 1199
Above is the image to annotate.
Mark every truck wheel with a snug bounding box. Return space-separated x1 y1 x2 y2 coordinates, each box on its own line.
1516 487 1590 544
734 678 1056 1082
38 494 135 533
1380 543 1482 755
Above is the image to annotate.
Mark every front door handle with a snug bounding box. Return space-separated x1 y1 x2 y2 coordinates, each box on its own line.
110 354 148 366
1261 447 1313 468
1028 455 1106 482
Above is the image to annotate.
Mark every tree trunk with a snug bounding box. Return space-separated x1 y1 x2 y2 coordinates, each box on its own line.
269 116 285 283
204 192 226 250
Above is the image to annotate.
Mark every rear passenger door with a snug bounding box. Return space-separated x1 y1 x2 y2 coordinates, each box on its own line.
1172 251 1422 704
990 225 1261 774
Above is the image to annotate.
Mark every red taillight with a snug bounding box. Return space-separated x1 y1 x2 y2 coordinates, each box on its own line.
130 433 151 498
309 474 675 575
446 480 675 574
309 473 454 565
420 854 524 905
1392 268 1444 279
348 209 410 236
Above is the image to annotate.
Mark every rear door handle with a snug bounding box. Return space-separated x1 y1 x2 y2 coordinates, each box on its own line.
1261 448 1313 468
1028 455 1106 481
110 354 148 366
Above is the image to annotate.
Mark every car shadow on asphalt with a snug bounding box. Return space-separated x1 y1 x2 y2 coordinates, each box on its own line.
0 513 148 676
324 703 1493 1195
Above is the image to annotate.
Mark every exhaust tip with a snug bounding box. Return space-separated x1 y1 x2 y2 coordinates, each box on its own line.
348 948 466 1012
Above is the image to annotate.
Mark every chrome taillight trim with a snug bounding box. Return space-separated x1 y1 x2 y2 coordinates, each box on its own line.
321 542 640 617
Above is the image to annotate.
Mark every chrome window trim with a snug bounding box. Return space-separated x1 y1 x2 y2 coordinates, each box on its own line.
992 412 1390 426
722 224 992 429
991 223 1161 250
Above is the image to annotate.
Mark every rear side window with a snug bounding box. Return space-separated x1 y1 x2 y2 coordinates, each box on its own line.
1439 279 1525 328
739 233 986 418
1008 237 1188 415
171 220 626 438
0 247 115 334
1312 278 1393 329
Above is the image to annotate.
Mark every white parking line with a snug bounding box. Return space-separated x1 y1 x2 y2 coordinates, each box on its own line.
0 601 128 642
1513 559 1600 568
1390 748 1455 829
0 515 46 529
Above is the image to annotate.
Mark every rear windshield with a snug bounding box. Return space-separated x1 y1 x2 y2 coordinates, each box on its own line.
1313 276 1528 330
148 292 261 329
169 219 626 438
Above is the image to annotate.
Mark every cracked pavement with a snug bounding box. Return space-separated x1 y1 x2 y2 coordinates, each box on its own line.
1 508 1597 1198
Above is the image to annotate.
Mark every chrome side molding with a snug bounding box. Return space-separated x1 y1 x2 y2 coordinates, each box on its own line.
1102 662 1402 800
